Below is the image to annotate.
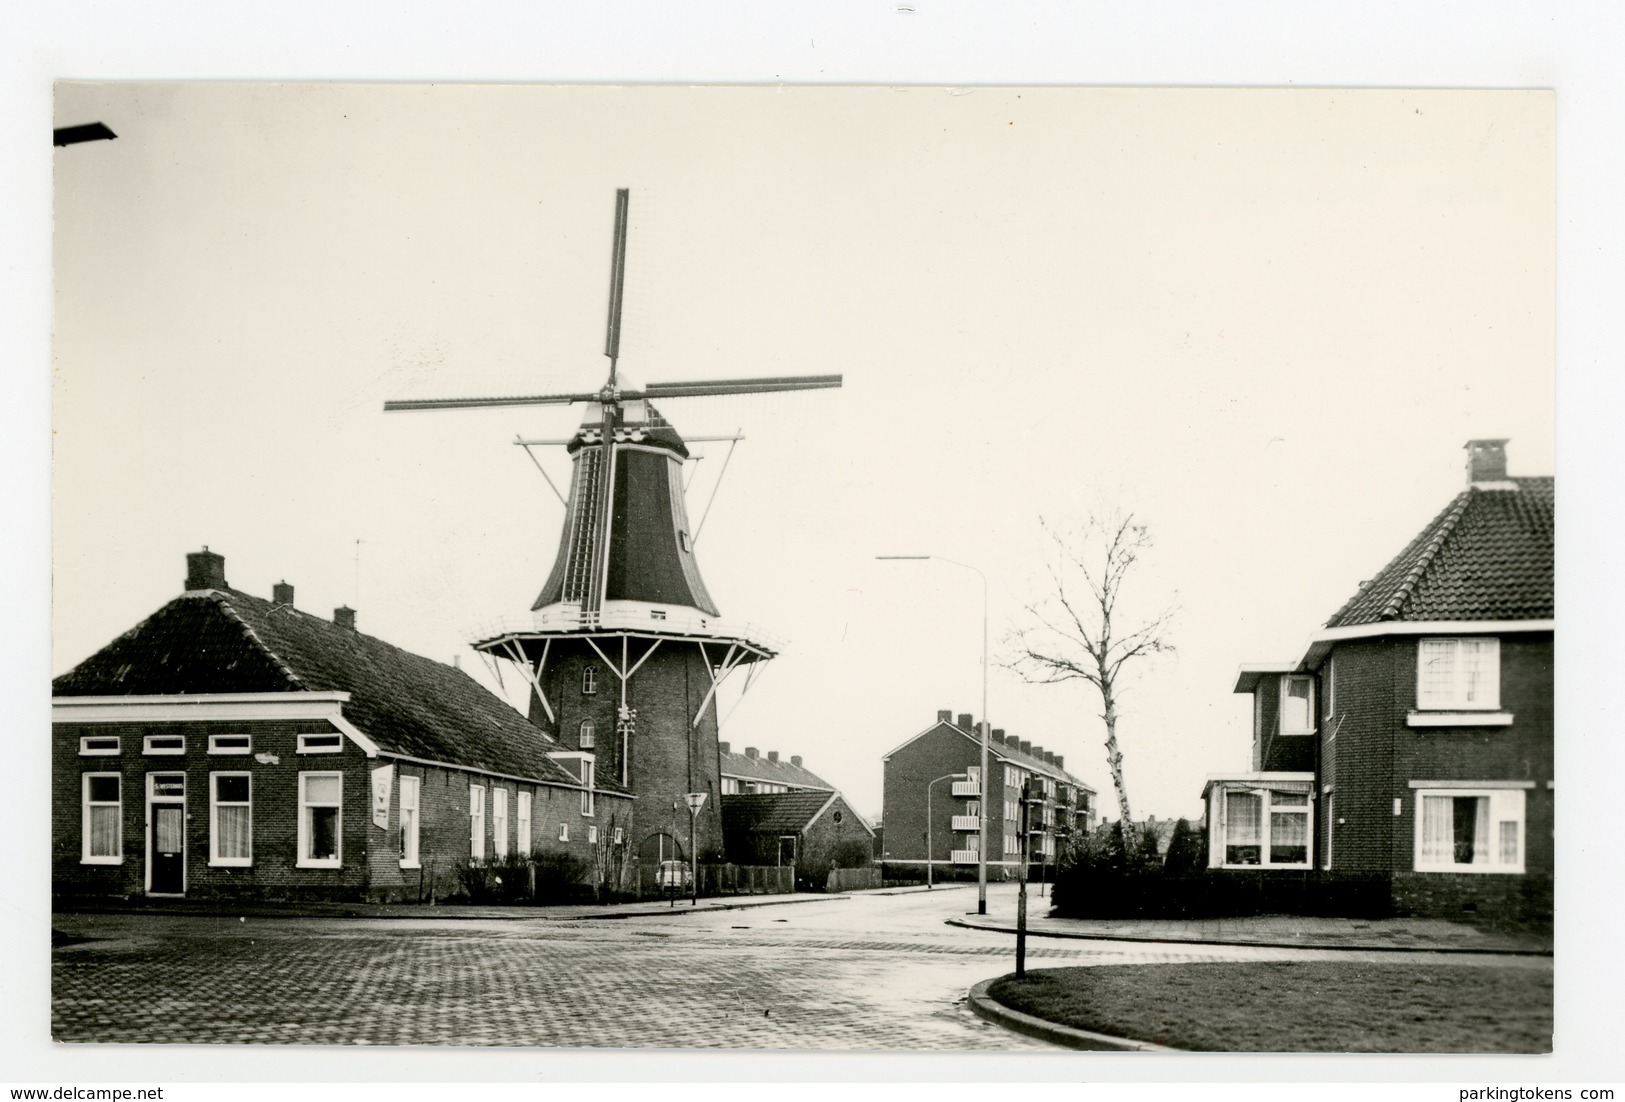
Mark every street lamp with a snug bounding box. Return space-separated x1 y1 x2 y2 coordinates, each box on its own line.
877 554 991 915
925 772 968 889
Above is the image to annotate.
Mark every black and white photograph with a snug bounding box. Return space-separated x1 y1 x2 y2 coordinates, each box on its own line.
43 78 1561 1059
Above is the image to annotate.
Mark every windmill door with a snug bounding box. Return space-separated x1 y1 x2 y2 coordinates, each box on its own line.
148 774 186 895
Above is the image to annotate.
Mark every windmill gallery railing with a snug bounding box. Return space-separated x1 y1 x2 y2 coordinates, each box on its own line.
466 606 785 653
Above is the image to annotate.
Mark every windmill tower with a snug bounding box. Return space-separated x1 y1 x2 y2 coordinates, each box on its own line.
385 190 840 868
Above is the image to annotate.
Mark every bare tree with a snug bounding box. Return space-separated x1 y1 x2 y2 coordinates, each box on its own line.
1007 512 1176 826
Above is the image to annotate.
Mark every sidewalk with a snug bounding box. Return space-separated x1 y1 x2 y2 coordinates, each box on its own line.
949 905 1552 955
54 890 840 923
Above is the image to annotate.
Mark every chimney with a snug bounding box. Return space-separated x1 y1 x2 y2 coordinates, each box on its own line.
184 547 227 592
992 728 1006 744
790 755 802 768
333 606 356 631
1019 739 1032 755
1465 438 1509 485
957 713 973 731
1031 744 1044 761
937 709 952 724
718 741 730 755
1044 750 1056 766
272 581 294 607
1053 754 1064 770
745 747 759 759
767 751 779 764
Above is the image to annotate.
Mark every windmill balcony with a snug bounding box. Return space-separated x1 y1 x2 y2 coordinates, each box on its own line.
950 849 980 865
467 603 783 654
950 780 981 797
950 814 980 831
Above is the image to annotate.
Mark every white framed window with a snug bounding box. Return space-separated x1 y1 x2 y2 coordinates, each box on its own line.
1414 788 1525 873
1323 658 1336 720
469 784 486 859
209 734 252 755
582 666 598 695
492 788 509 858
1417 638 1501 710
81 773 122 863
143 734 185 755
209 772 252 866
558 822 570 843
1219 787 1312 868
79 735 120 756
966 765 980 786
1003 831 1018 856
588 825 598 844
297 733 344 754
1280 676 1315 735
297 772 343 868
516 791 532 856
580 759 595 817
399 775 421 868
721 776 739 794
579 720 596 749
1004 799 1017 822
613 828 623 845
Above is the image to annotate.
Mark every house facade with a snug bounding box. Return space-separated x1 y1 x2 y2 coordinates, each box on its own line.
881 710 1096 881
54 549 633 904
1209 440 1553 923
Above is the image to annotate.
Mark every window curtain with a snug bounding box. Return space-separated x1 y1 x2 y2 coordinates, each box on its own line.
89 805 119 857
1225 791 1262 844
1420 795 1453 863
217 805 250 859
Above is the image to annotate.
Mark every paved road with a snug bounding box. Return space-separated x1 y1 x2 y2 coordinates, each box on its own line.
51 884 1546 1050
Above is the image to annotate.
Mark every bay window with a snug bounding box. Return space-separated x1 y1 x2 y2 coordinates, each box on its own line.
1215 785 1312 868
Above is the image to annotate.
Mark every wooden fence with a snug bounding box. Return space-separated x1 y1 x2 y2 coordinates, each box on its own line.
825 867 882 893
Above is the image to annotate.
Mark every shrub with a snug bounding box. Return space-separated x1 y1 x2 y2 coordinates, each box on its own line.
455 852 535 905
1163 818 1206 876
532 850 592 904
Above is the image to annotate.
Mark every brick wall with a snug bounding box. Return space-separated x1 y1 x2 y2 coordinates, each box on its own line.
1320 631 1554 914
54 718 371 901
55 717 636 904
795 794 875 882
538 639 725 858
881 723 982 869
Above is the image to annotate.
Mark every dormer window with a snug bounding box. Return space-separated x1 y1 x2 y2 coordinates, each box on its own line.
582 666 598 695
1280 676 1315 735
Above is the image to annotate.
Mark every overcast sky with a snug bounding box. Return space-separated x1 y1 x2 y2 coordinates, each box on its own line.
52 82 1554 821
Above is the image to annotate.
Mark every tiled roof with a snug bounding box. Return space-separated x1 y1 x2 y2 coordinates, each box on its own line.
52 589 616 792
1325 478 1553 627
718 746 834 791
721 791 836 835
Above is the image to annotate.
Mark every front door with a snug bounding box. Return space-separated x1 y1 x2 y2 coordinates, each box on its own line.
148 774 186 895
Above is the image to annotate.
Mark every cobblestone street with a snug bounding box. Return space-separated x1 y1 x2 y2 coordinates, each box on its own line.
51 884 1547 1050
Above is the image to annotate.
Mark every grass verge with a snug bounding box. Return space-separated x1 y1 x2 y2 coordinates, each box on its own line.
987 961 1550 1052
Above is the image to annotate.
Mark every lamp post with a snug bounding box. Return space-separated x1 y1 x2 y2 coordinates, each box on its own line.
683 792 707 906
877 554 991 915
925 772 968 889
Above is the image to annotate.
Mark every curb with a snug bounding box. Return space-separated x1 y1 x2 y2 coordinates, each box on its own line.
573 895 845 920
54 893 841 923
967 977 1174 1052
945 917 1552 957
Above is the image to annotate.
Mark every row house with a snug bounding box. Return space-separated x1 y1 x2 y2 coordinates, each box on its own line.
1208 440 1553 923
880 710 1096 880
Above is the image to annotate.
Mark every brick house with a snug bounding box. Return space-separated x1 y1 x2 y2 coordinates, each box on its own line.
881 710 1097 881
1209 440 1553 923
721 789 875 889
53 549 632 903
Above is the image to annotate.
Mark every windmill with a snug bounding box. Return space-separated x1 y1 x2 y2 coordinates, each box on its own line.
384 189 841 873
